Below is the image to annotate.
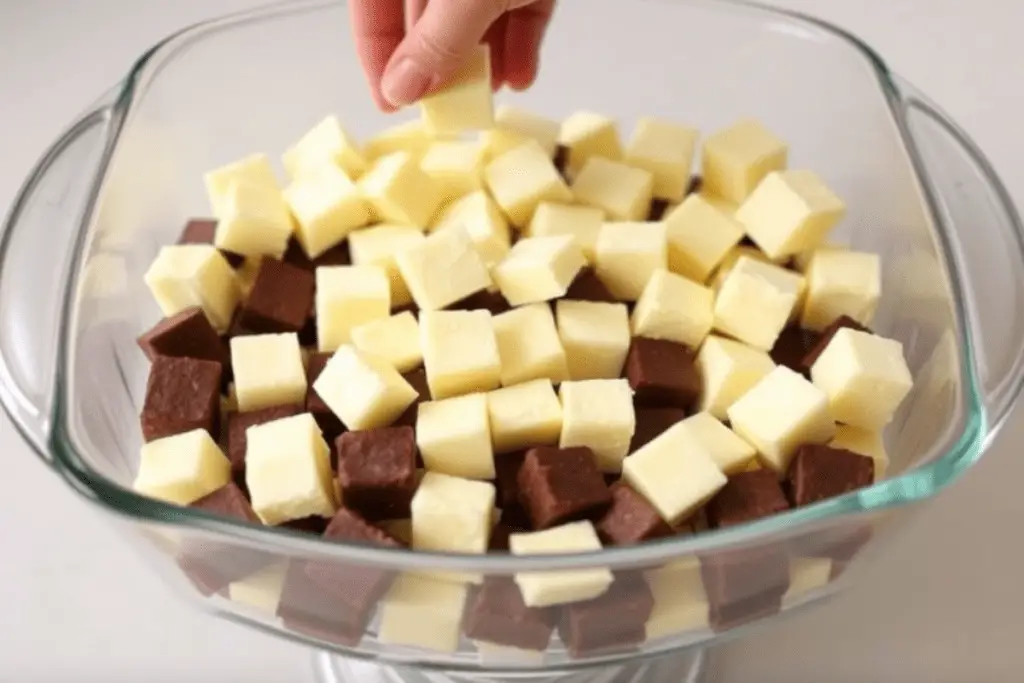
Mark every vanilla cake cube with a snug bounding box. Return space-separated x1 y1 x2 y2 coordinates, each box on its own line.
213 181 294 260
430 190 511 266
420 309 502 400
558 111 623 176
420 140 487 203
696 335 777 420
727 365 836 472
622 423 727 525
485 140 574 226
492 303 570 386
395 226 492 311
644 559 709 639
412 471 496 553
228 562 289 614
204 153 281 215
673 412 756 474
800 249 881 331
312 345 419 430
594 222 668 301
283 163 371 258
144 244 240 333
509 521 613 607
713 256 804 350
379 574 469 653
419 45 495 134
134 429 231 506
829 425 889 480
528 202 603 263
631 269 714 350
792 242 846 273
572 157 654 222
360 151 444 227
348 224 426 308
555 300 631 380
245 413 336 525
316 266 390 352
482 105 560 159
783 558 834 607
701 119 788 204
559 379 636 472
664 194 746 282
487 379 563 454
625 117 699 202
735 170 845 260
492 235 586 306
810 328 913 430
282 115 367 180
365 119 431 163
231 333 307 412
417 394 495 479
351 311 422 373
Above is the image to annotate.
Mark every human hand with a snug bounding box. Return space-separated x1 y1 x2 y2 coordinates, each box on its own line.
350 0 556 112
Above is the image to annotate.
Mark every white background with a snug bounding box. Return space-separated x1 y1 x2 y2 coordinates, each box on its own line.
3 1 1024 681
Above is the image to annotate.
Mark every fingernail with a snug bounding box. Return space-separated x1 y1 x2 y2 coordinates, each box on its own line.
381 59 438 106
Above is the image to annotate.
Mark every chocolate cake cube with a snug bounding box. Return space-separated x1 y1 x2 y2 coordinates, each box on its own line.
463 578 555 650
629 407 687 453
553 144 570 181
700 545 790 630
177 218 243 268
706 469 790 529
493 450 527 512
786 444 875 507
517 446 612 530
238 258 315 334
225 404 302 474
140 355 222 442
565 269 617 303
336 427 418 521
647 198 671 222
769 325 820 377
558 574 654 657
625 337 701 409
595 482 672 546
799 315 871 375
446 288 511 315
137 307 228 365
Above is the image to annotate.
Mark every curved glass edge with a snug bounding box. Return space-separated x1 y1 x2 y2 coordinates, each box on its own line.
42 0 997 573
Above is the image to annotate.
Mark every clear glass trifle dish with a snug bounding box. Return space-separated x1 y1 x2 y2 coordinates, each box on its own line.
3 0 1024 681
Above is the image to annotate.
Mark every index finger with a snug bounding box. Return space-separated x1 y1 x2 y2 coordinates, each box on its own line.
350 0 407 111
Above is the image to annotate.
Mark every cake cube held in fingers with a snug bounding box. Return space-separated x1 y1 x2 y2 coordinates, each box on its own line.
492 304 570 387
558 111 623 176
492 235 586 306
555 300 630 381
416 393 495 480
509 521 613 607
572 157 654 222
631 269 714 350
312 345 420 431
430 190 511 266
395 227 492 311
420 309 502 399
315 265 390 352
484 139 574 226
697 335 777 420
231 333 307 413
134 429 232 505
282 114 367 180
701 118 787 204
283 163 371 259
594 222 667 301
419 44 495 134
347 224 426 309
143 245 240 333
625 117 699 203
558 379 636 473
664 194 746 283
486 379 563 454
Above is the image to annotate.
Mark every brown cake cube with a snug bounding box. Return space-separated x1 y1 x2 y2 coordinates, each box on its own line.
700 546 789 630
283 516 330 535
178 218 244 267
553 144 570 181
237 258 315 334
706 469 790 529
770 325 819 377
493 450 527 511
446 288 511 315
558 575 654 657
306 352 345 438
463 578 555 650
137 307 228 366
140 355 222 442
687 175 703 195
629 407 687 452
225 404 302 474
646 198 671 222
625 337 701 409
336 427 418 521
786 444 875 507
595 482 672 546
565 269 617 303
799 315 871 374
517 446 612 530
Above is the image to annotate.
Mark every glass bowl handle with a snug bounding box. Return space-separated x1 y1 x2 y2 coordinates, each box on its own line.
0 92 116 467
898 77 1024 437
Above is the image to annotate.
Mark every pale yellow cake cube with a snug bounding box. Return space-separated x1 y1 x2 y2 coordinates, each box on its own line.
379 573 469 653
559 379 636 472
420 140 487 203
631 269 715 350
312 345 420 430
395 227 492 311
643 559 709 640
800 249 881 331
696 335 777 420
348 224 426 309
316 265 390 352
829 424 889 480
555 300 631 381
412 471 496 552
484 140 573 226
572 157 654 222
420 45 495 134
283 163 371 259
213 181 294 260
594 222 668 301
622 423 727 525
527 202 603 263
486 379 563 454
364 119 431 163
735 170 845 260
558 111 623 176
245 413 336 525
625 117 699 202
673 412 756 474
727 365 836 472
810 328 913 430
492 235 586 306
351 311 423 373
231 333 307 412
509 521 613 607
792 242 846 273
481 105 560 159
228 562 289 614
420 309 502 400
492 303 569 386
282 115 367 181
699 190 741 218
664 194 746 282
360 151 444 227
430 190 511 266
416 394 495 479
143 244 240 333
134 429 231 506
204 153 281 215
782 557 833 607
713 256 804 350
701 118 788 204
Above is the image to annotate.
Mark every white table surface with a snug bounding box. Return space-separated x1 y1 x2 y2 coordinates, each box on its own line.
3 1 1024 681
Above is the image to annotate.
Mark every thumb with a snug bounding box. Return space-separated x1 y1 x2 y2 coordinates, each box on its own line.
380 0 508 107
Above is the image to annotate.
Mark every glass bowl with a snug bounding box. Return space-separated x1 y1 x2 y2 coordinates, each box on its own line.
3 0 1024 681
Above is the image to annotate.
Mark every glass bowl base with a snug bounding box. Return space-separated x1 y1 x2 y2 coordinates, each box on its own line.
312 649 710 683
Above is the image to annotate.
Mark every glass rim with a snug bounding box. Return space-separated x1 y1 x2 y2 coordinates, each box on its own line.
43 0 995 573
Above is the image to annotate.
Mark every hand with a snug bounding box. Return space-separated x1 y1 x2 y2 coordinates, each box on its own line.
351 0 556 112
